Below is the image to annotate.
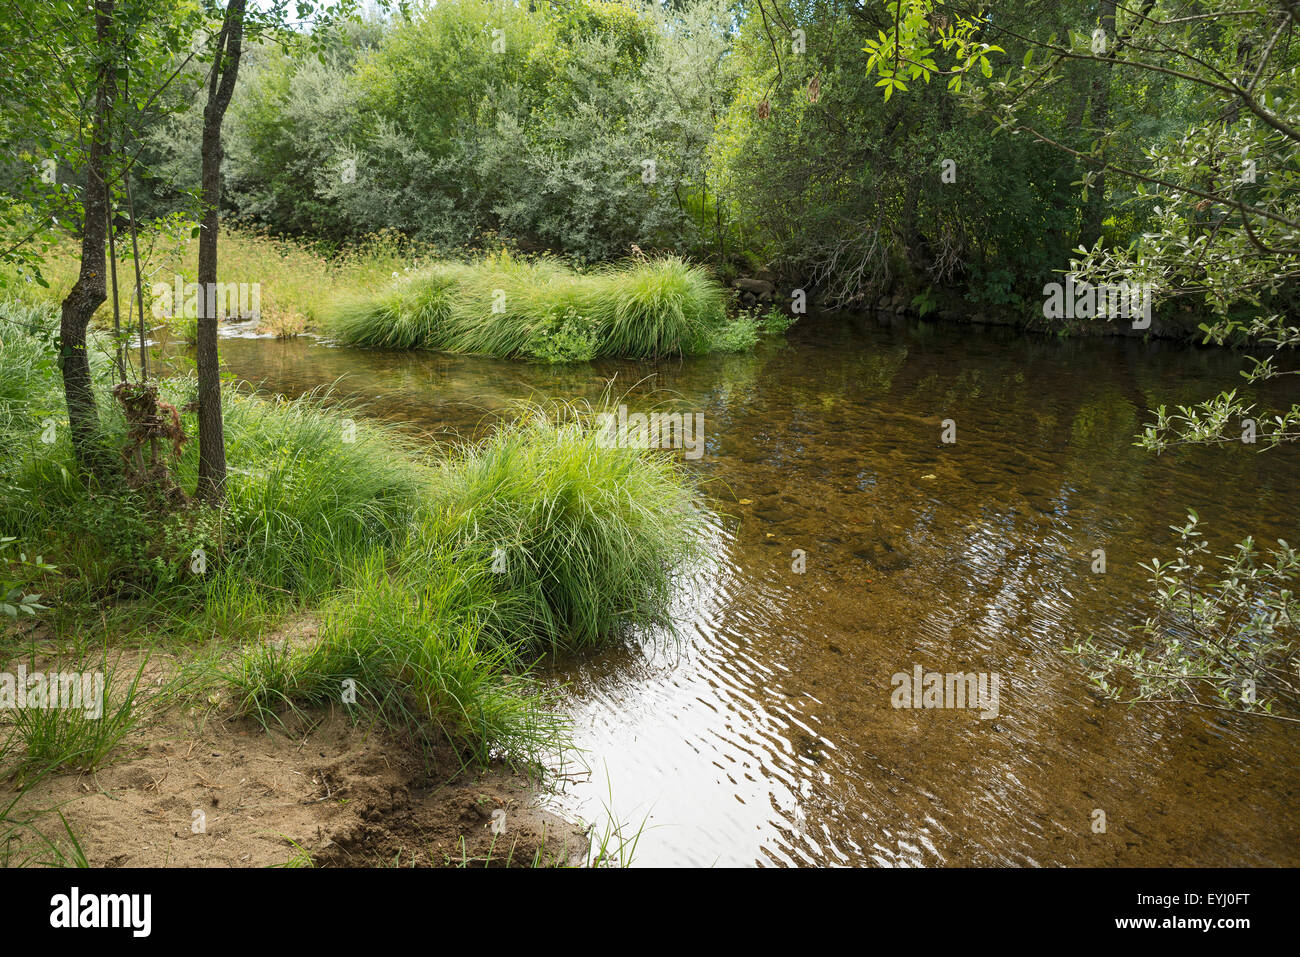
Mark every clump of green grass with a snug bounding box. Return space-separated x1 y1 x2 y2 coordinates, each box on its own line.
223 556 562 766
3 653 149 783
586 256 727 358
223 400 704 758
324 253 736 360
328 264 462 349
408 401 704 653
215 386 429 599
0 325 428 603
441 255 579 358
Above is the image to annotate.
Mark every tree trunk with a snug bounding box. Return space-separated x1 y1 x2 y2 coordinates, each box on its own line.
58 0 116 474
195 0 246 504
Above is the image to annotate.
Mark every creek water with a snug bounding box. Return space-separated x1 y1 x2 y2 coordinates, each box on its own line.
207 312 1298 867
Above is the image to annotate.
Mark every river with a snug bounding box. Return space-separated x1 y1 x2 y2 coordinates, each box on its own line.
207 311 1299 867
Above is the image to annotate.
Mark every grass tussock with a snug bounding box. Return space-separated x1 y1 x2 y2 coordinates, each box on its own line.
223 557 561 766
326 251 754 360
2 654 149 783
411 403 702 653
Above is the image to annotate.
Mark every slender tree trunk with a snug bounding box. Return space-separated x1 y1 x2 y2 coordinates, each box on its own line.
106 204 125 382
58 0 116 473
195 0 246 504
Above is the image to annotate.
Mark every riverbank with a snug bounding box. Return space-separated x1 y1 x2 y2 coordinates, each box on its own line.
852 281 1212 341
2 640 589 867
1 229 786 361
0 304 700 865
0 225 1225 349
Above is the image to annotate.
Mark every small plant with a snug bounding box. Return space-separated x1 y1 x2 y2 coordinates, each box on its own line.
7 653 150 781
257 295 310 339
527 307 600 363
1071 511 1300 718
1 780 88 867
758 307 797 335
271 837 315 868
911 287 938 318
1 537 54 619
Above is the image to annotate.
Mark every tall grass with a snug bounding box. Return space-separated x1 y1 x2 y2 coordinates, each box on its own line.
0 305 428 603
326 253 741 360
328 263 464 349
222 401 704 757
0 308 703 768
409 402 703 653
0 228 423 332
223 557 562 766
3 231 763 362
587 256 727 358
215 387 429 598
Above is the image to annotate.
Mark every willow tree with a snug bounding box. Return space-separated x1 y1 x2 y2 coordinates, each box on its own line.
864 0 1300 716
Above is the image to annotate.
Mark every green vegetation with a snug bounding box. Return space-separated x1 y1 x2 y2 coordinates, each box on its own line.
1 0 1298 868
6 653 149 782
0 305 703 780
222 561 562 763
1071 512 1300 718
418 403 701 650
327 252 756 359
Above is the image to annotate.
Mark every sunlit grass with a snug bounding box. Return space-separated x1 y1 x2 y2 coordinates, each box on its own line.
411 401 703 653
326 252 740 360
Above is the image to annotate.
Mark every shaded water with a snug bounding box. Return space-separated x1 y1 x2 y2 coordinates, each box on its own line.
208 313 1299 867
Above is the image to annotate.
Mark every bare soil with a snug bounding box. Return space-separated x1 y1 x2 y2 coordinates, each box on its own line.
2 624 588 868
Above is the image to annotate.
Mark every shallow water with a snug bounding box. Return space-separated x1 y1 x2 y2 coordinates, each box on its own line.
207 313 1299 867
